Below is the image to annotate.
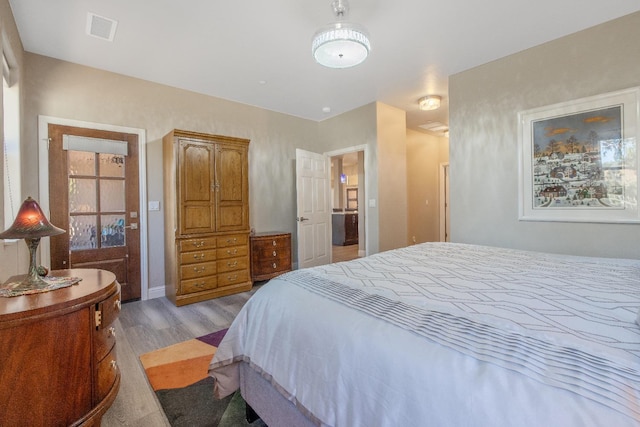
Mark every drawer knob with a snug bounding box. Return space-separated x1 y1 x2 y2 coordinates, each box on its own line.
110 360 118 370
108 326 116 338
272 251 277 257
193 241 206 248
227 260 238 267
193 253 205 260
227 274 238 281
227 249 238 255
193 266 206 273
227 238 237 244
195 282 206 288
114 299 121 311
272 240 277 246
272 263 277 269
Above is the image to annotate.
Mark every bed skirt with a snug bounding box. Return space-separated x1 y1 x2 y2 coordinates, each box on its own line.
240 362 317 427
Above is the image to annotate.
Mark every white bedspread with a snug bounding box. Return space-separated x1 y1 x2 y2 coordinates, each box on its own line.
209 243 640 427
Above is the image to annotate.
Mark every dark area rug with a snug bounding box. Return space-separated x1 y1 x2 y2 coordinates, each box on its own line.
140 329 267 426
156 377 266 427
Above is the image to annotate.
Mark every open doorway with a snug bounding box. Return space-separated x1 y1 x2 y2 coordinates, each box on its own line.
330 150 365 262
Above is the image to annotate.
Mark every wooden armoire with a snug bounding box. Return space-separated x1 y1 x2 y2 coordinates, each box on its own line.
163 130 251 306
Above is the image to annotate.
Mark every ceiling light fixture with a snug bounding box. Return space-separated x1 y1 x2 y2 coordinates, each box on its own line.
418 95 442 111
312 0 371 68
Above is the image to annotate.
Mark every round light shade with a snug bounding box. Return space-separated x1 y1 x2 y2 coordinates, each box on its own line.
312 22 370 68
418 95 442 111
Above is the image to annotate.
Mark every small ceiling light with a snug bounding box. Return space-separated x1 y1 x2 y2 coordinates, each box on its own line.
312 0 371 68
418 95 442 111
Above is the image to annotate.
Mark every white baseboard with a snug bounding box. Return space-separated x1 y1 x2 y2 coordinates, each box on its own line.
147 285 165 300
358 250 366 257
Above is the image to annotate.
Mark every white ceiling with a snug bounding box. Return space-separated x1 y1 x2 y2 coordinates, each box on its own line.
8 1 640 134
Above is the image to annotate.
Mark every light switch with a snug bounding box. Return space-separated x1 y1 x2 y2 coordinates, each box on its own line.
368 199 376 208
148 201 160 211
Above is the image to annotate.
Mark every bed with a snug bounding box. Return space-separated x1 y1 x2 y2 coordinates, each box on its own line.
208 242 640 427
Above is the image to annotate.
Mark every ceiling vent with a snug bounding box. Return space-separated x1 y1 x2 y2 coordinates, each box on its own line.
86 12 118 42
419 121 449 134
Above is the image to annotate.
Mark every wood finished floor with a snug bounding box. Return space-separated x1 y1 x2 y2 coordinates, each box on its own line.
332 244 359 262
103 245 358 425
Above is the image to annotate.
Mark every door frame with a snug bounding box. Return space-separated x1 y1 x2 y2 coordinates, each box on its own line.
325 144 369 258
439 162 450 242
37 115 150 300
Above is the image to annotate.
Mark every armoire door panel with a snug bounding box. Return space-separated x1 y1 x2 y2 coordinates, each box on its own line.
181 141 214 203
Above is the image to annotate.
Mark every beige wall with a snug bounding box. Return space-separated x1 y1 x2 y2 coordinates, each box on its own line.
376 103 408 251
0 0 28 282
407 129 449 244
449 11 640 259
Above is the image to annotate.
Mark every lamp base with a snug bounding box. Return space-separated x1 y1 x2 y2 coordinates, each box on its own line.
11 237 50 292
11 272 49 292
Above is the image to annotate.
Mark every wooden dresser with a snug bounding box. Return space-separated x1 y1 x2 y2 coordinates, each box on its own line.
0 269 121 426
250 232 292 282
163 130 252 306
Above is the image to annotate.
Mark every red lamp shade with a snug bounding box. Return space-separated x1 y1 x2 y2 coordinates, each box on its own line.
0 197 65 239
0 197 66 291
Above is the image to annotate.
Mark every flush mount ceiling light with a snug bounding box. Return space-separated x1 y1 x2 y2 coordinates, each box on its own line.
312 0 371 68
418 95 442 111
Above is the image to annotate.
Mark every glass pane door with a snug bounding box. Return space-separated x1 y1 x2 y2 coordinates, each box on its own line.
68 150 126 251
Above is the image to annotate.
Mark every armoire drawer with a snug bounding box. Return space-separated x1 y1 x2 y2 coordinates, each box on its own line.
217 234 248 248
181 276 218 294
180 248 217 265
179 236 217 252
180 261 217 280
218 269 249 287
217 256 249 273
217 245 248 260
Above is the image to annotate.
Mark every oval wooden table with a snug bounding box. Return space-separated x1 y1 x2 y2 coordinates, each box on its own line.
0 269 121 426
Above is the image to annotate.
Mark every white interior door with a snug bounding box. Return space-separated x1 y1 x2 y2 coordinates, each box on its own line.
296 148 331 268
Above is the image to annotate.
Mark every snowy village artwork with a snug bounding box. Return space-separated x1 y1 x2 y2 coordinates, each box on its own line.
532 105 627 209
519 88 639 223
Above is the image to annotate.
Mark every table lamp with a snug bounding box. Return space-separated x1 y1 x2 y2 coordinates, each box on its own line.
0 197 65 291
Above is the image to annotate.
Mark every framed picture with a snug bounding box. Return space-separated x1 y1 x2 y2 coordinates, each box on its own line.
518 87 639 223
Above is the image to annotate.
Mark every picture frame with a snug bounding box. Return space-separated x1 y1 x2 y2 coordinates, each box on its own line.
518 87 639 223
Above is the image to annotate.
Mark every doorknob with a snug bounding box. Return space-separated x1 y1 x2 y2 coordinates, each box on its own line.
124 223 138 230
297 217 309 222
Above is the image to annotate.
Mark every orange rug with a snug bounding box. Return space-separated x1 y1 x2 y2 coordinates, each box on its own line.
139 329 227 391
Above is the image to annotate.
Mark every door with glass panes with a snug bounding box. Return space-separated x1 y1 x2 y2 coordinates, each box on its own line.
48 124 141 301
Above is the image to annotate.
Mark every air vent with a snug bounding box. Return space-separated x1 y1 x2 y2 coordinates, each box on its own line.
419 121 449 134
86 12 118 41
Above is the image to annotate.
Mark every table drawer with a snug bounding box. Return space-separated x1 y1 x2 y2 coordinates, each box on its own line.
253 245 291 260
255 258 290 274
253 237 289 251
217 245 248 260
94 323 117 362
180 248 217 265
96 347 118 402
180 261 217 280
181 276 218 294
179 236 217 252
96 290 121 330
